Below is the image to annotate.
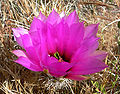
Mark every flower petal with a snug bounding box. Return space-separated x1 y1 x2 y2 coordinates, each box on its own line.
15 30 42 66
84 24 99 39
60 11 65 18
12 27 33 49
12 27 43 67
65 10 79 26
37 12 46 22
25 46 41 65
55 19 68 56
71 37 99 63
12 50 27 57
70 57 108 75
91 51 107 61
47 9 60 25
29 17 47 47
47 57 73 77
28 17 49 68
15 56 43 71
12 28 28 47
12 50 43 71
46 24 57 54
70 40 107 75
21 34 33 48
65 74 88 81
63 22 84 61
29 17 44 33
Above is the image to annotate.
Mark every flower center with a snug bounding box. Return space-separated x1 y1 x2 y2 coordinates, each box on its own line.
54 52 64 62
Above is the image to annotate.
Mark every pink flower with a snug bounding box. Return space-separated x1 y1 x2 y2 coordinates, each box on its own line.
12 10 108 81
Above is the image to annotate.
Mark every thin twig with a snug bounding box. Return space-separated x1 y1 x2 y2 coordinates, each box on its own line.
102 19 120 33
65 80 75 94
79 1 114 8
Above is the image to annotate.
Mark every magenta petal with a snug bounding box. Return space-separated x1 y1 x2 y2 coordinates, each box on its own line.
21 34 33 48
13 28 33 48
12 50 27 57
29 17 43 32
15 57 43 71
29 31 41 46
14 30 41 65
64 22 84 60
83 37 99 52
91 51 107 61
71 37 99 63
37 30 49 69
37 12 46 22
12 50 43 71
65 10 79 26
47 9 60 25
65 74 87 81
27 17 48 67
60 11 65 18
47 57 73 77
84 24 99 39
70 57 108 75
55 19 69 56
12 28 28 36
13 50 42 70
12 28 28 47
29 17 46 47
12 27 34 49
25 46 41 65
46 25 57 54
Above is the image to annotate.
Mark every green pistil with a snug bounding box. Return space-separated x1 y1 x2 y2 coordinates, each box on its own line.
54 52 64 62
54 52 60 59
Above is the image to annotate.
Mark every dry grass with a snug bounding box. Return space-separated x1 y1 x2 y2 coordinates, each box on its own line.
0 0 120 94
